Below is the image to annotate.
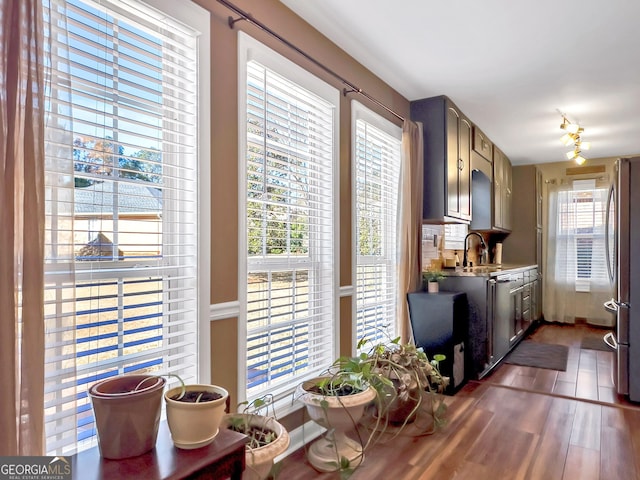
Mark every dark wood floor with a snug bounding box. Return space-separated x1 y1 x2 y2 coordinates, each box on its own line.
276 323 640 479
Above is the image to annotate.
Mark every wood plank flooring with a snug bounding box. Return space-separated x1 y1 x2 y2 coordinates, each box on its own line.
276 323 640 479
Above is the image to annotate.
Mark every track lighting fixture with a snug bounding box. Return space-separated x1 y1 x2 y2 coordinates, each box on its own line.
559 114 590 165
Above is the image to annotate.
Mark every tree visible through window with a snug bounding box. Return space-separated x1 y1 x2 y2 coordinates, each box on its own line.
353 103 402 345
43 0 204 454
239 33 338 401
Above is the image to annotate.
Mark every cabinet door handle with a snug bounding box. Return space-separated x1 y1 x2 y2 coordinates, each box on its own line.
458 159 464 170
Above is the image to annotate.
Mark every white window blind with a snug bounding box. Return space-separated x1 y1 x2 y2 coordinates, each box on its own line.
240 34 337 400
43 0 202 454
352 103 402 345
557 179 608 292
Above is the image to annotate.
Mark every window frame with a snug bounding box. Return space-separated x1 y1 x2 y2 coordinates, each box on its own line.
350 101 402 353
556 181 608 292
236 31 340 409
42 0 210 454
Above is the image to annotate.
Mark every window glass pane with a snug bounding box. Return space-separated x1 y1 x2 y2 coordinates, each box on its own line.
353 108 402 345
243 56 336 399
556 180 608 292
44 0 201 454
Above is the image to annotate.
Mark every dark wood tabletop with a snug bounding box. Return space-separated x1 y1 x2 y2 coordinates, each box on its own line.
71 421 247 480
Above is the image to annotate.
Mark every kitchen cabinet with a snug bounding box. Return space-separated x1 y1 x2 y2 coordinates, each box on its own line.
440 265 540 378
503 165 544 321
505 267 539 346
410 95 472 223
493 146 512 231
519 267 539 334
472 125 493 162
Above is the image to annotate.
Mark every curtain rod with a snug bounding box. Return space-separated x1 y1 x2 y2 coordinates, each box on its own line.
216 0 406 123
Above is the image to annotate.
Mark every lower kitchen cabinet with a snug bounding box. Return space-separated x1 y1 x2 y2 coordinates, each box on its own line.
407 291 469 394
439 265 540 379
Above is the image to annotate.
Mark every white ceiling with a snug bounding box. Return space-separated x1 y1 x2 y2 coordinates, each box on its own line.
281 0 640 165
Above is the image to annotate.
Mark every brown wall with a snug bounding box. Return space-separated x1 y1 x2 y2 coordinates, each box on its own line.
192 0 410 407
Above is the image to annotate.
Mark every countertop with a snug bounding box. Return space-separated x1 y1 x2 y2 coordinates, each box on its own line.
439 263 538 278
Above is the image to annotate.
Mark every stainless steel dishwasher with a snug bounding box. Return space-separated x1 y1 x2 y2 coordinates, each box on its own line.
488 273 524 365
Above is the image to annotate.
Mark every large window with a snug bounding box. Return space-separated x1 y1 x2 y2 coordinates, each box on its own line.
43 0 208 454
556 179 608 291
352 102 402 345
238 33 339 401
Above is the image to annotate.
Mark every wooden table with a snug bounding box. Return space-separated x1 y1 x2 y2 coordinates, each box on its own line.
71 421 247 480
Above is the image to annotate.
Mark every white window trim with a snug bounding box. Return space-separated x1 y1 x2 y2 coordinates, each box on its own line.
236 31 340 408
142 0 211 384
350 101 402 356
43 0 210 454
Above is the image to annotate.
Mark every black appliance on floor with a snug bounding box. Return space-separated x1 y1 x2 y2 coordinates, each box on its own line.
407 291 469 394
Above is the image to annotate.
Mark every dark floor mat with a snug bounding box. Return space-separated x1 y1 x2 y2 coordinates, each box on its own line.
504 340 569 371
581 336 612 352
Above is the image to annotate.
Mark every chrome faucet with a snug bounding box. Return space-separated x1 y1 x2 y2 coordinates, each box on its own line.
463 232 487 268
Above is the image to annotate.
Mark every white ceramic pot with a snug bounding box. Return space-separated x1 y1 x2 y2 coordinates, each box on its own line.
428 281 439 293
164 384 229 449
296 377 376 472
221 413 290 480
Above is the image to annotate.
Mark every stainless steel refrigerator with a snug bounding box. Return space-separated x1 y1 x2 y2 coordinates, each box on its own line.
604 156 640 401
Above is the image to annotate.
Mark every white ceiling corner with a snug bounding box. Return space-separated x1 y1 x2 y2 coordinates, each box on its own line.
281 0 640 165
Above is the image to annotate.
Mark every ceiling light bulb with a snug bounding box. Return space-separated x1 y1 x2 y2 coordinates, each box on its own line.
575 155 586 165
565 123 580 134
560 133 575 146
579 141 591 150
566 150 577 160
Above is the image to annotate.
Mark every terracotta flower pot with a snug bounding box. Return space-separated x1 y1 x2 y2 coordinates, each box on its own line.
88 374 166 459
296 377 376 472
377 378 420 424
164 384 229 449
221 413 290 480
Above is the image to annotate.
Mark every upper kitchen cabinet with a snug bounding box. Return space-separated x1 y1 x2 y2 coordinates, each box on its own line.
493 146 512 231
472 125 493 162
410 96 471 223
503 165 542 268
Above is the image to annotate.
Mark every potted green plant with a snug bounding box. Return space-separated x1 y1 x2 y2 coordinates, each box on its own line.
296 372 377 474
221 395 290 480
422 269 446 293
164 380 229 449
346 337 449 433
297 338 449 476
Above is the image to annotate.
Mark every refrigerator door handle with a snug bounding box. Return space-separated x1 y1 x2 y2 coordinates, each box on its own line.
605 182 614 284
604 331 617 350
604 298 618 314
